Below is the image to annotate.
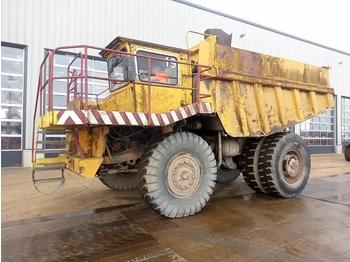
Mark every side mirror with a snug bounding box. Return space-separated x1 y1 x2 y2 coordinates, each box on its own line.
127 56 136 81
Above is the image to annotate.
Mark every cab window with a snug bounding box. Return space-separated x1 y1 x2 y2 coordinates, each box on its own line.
107 55 129 91
136 50 178 85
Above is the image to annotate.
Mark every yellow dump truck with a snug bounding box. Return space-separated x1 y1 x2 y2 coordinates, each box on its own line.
32 29 334 218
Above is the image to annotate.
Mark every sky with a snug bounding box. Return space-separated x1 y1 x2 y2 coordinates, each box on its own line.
186 0 350 53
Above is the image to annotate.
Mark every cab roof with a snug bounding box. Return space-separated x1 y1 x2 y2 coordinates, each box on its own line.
99 36 191 58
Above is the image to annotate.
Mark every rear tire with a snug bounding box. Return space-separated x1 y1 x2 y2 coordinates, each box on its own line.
258 133 310 198
216 168 241 183
137 132 217 218
241 138 267 193
344 146 350 161
98 172 138 190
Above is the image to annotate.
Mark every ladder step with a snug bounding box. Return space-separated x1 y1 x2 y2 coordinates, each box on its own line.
33 177 65 184
37 129 66 134
36 140 66 145
34 164 65 171
35 148 67 153
34 156 66 165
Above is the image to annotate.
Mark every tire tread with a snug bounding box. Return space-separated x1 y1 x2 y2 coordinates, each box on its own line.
137 132 217 218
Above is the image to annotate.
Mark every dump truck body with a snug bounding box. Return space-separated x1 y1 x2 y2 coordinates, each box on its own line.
32 30 334 217
193 37 333 137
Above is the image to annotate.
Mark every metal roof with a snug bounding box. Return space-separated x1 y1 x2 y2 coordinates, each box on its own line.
174 0 350 56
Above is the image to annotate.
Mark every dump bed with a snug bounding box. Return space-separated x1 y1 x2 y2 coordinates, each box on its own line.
196 37 334 137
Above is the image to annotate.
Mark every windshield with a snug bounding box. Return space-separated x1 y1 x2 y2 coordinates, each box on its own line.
108 55 128 91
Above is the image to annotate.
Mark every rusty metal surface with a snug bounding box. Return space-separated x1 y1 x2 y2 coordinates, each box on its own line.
2 174 350 261
214 44 330 88
195 37 334 138
204 29 232 46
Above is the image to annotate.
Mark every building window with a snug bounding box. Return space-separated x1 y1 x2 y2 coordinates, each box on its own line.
1 44 25 151
341 97 350 142
298 108 335 147
46 52 109 110
136 50 178 85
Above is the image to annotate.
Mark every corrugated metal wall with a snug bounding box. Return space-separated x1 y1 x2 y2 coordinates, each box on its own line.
2 0 349 166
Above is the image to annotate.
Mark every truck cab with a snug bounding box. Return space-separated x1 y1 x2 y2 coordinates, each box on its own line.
97 37 194 114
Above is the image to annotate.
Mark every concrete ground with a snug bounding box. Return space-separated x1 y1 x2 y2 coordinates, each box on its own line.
2 154 350 261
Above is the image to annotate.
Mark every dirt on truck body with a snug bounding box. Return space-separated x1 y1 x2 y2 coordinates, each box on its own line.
32 29 334 218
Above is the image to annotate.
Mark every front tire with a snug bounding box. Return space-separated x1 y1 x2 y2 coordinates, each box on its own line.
98 171 138 190
138 132 217 218
258 133 310 198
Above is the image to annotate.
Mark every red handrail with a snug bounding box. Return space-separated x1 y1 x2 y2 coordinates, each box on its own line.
38 44 211 110
32 52 49 162
32 44 212 161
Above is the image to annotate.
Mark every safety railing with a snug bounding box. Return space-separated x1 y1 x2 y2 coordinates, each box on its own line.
32 45 212 159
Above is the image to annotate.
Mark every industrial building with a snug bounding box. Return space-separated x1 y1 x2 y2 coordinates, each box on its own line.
2 0 350 167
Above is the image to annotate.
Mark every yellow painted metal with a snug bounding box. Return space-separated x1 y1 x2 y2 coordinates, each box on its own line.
91 127 109 157
63 127 109 178
66 156 103 179
39 111 59 128
98 85 136 112
192 36 334 137
75 128 91 156
32 155 67 170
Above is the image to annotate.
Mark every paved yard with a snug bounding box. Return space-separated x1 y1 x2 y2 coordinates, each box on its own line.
1 154 350 261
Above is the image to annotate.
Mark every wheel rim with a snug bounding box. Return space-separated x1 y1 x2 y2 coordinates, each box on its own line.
282 149 303 184
165 152 202 199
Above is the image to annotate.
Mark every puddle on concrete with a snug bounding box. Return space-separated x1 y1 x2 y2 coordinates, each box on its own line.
303 175 350 205
2 205 185 262
2 176 350 261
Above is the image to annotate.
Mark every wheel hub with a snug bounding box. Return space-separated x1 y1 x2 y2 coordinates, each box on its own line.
283 149 303 183
286 157 299 176
165 152 202 198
